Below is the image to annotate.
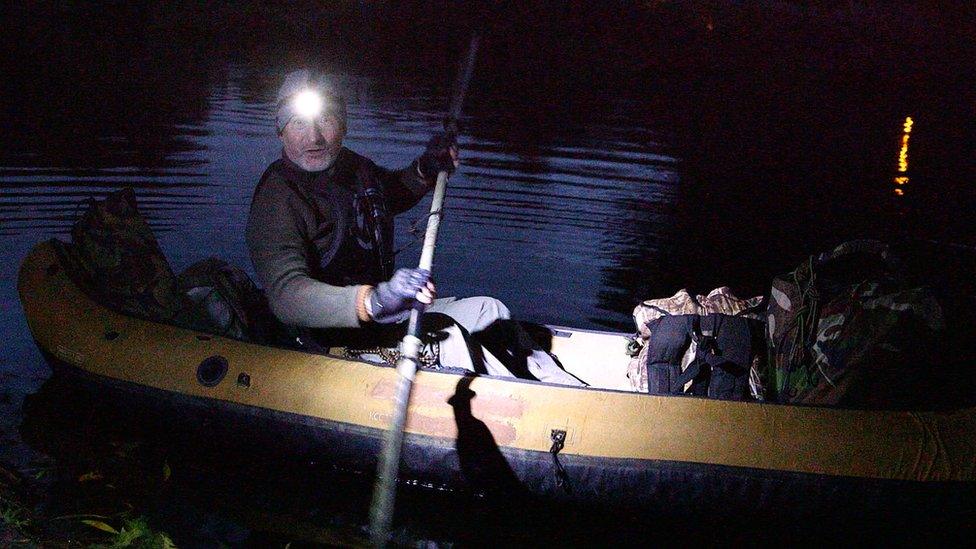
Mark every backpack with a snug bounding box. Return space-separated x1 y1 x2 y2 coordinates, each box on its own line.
645 313 763 401
627 287 766 399
176 257 289 343
54 187 195 324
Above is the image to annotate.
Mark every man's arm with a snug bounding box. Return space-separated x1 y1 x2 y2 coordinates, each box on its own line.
246 177 369 328
370 134 459 215
374 158 434 216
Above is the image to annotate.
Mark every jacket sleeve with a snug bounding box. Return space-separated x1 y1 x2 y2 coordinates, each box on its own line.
245 178 364 328
375 158 435 216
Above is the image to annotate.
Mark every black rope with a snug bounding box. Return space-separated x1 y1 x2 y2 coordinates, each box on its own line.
393 209 444 256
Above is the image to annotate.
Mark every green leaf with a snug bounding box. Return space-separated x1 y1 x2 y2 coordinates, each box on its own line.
116 517 149 545
81 519 119 535
1 504 29 529
51 513 110 521
156 532 178 549
163 461 171 482
116 526 143 545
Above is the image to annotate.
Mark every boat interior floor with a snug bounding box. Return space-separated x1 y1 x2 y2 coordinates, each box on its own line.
329 323 635 391
540 324 633 390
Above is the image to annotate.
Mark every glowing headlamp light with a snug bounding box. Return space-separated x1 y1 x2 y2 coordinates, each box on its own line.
292 89 324 119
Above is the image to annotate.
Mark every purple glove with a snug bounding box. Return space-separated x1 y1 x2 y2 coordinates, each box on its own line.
417 133 459 179
369 268 431 324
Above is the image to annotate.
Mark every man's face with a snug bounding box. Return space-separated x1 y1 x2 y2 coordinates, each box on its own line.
280 113 345 172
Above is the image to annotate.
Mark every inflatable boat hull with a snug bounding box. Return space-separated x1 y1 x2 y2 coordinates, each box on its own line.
18 241 976 513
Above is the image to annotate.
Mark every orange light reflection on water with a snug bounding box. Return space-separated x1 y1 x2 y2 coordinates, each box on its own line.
893 116 913 193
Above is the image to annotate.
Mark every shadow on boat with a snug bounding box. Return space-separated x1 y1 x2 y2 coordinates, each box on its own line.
449 374 528 501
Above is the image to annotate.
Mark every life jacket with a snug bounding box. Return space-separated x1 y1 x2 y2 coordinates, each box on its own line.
645 313 763 401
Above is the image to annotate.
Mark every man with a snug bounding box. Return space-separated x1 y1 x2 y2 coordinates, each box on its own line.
246 69 582 386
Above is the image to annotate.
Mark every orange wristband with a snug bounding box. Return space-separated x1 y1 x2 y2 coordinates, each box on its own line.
356 285 374 322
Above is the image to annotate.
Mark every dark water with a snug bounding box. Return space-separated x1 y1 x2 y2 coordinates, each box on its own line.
2 2 975 545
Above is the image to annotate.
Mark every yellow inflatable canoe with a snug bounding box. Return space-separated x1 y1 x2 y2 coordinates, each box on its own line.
17 240 976 511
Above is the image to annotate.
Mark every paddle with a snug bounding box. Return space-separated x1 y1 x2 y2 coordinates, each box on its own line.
368 31 481 546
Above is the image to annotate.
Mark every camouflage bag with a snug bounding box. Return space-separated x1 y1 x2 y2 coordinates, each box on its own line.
59 188 285 343
767 240 945 408
61 187 193 323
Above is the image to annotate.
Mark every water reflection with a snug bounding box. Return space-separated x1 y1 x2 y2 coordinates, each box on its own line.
894 116 913 194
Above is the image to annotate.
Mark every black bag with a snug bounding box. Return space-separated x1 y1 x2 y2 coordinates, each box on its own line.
646 314 763 401
646 315 696 395
177 257 289 343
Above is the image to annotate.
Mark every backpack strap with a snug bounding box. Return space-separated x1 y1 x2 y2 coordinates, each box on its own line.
644 304 673 316
672 360 704 390
694 314 751 375
673 315 715 392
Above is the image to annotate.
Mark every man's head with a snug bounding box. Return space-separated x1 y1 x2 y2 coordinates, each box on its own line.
275 70 347 172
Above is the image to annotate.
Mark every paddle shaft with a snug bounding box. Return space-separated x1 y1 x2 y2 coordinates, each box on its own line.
369 32 480 546
445 32 480 131
368 170 449 545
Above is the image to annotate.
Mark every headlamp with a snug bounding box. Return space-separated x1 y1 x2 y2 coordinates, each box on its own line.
274 71 347 134
292 89 324 119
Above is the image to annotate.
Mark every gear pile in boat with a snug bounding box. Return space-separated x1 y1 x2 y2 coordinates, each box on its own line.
627 287 767 400
56 189 950 408
628 241 949 408
51 188 290 344
765 240 946 409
